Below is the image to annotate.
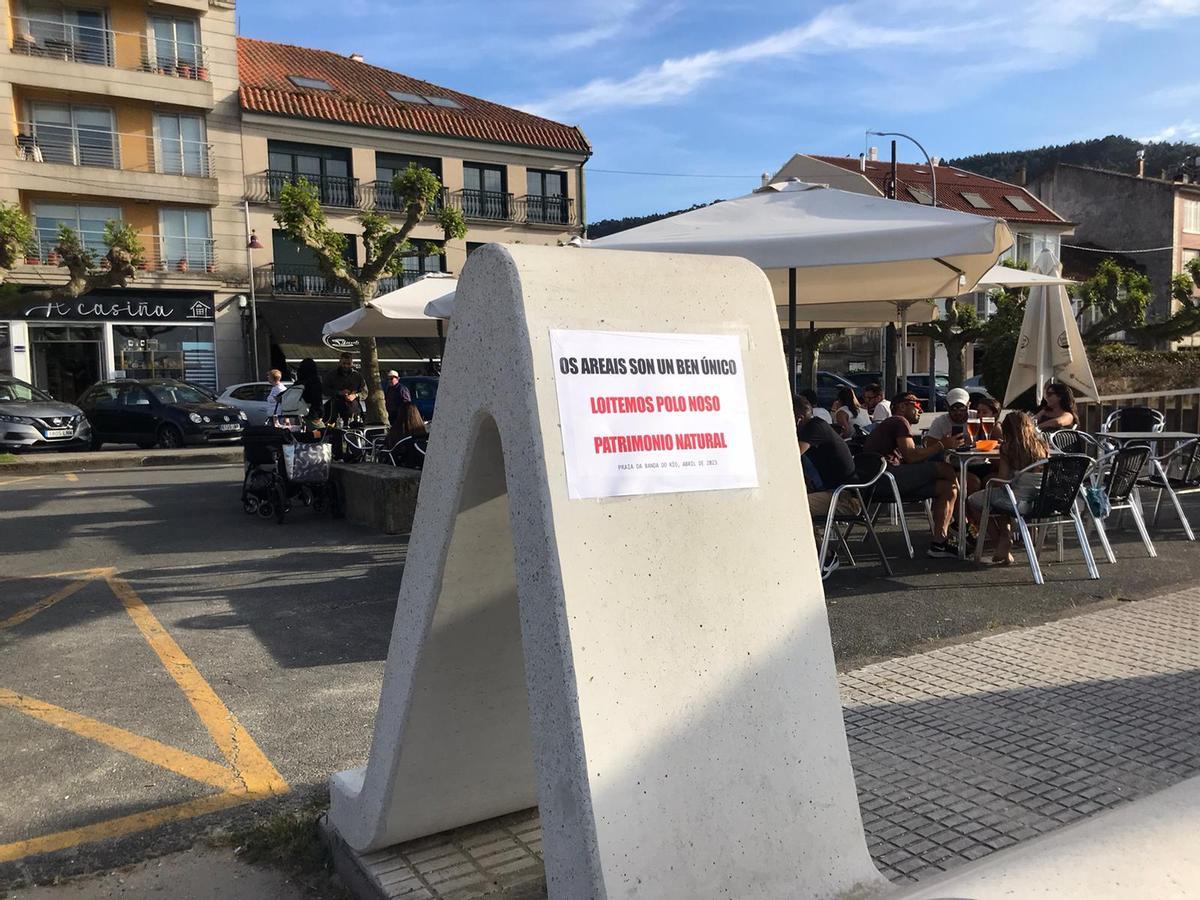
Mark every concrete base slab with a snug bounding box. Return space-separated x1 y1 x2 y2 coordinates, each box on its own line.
331 463 421 535
0 446 241 474
894 774 1200 898
322 809 545 900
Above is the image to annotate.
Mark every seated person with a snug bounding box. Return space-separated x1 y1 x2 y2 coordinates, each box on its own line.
862 392 961 558
862 383 892 423
831 386 871 440
1036 383 1078 432
966 412 1049 565
972 395 1003 440
800 388 833 424
795 394 856 517
924 387 983 495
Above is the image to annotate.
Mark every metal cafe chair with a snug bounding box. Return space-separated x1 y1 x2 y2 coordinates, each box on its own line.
1087 444 1156 562
1101 406 1165 434
1136 438 1199 541
1048 429 1110 458
974 453 1100 585
813 452 895 580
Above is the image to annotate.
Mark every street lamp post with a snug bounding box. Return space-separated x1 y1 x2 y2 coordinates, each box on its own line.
867 130 939 401
244 200 264 378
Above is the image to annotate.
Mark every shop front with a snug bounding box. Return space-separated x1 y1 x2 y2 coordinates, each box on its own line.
3 290 217 402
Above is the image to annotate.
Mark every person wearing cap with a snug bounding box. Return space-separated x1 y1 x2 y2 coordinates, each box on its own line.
384 369 411 425
923 387 973 449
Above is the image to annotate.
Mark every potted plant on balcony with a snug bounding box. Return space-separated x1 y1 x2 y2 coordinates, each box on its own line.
46 249 59 266
25 252 40 265
178 62 192 79
197 64 208 81
176 257 189 273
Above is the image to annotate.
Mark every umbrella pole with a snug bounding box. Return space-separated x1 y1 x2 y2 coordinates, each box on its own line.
899 303 909 396
789 267 798 395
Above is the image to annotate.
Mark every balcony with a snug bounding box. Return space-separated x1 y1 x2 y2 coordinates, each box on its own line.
7 17 214 108
253 264 436 298
27 228 219 276
516 194 576 227
244 171 361 209
360 182 446 216
447 188 513 222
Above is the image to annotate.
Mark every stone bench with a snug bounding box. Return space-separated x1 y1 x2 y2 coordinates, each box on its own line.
331 462 421 535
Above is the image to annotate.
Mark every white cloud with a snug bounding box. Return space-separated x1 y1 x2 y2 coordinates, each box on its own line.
1139 121 1200 143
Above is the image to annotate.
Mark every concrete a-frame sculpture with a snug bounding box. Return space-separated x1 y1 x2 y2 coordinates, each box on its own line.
328 244 887 899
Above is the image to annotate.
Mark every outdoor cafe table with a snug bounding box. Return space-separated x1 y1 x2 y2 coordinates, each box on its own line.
948 448 1001 560
1099 431 1199 446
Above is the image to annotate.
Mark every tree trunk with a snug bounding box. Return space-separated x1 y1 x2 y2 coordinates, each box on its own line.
944 338 966 387
352 283 388 425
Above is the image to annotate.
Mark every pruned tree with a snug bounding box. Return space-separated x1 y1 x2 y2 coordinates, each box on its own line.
909 298 985 387
1071 258 1151 344
274 164 467 424
1135 257 1200 343
0 202 145 315
794 327 840 392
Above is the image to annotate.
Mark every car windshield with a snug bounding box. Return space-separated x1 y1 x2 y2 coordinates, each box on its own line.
147 383 210 405
0 379 51 402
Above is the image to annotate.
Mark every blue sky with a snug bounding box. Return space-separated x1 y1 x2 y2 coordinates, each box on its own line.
238 1 1200 223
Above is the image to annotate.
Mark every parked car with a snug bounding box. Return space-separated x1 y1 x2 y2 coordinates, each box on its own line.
217 381 292 424
0 375 91 452
815 371 859 410
78 379 246 450
398 376 438 420
834 371 951 410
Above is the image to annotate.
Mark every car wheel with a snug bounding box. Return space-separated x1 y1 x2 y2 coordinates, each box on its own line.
156 424 184 449
88 434 103 451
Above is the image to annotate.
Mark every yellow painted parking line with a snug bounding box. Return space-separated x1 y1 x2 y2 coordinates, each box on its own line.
64 472 79 482
0 689 243 792
106 573 288 795
0 474 43 487
0 791 250 864
0 571 108 633
0 569 289 863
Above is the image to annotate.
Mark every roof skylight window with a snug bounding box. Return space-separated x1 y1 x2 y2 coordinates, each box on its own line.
962 192 992 209
388 90 429 104
288 75 333 91
907 187 934 205
1006 194 1036 212
425 96 462 109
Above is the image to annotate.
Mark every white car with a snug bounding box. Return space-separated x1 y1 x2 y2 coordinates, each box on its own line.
216 382 291 424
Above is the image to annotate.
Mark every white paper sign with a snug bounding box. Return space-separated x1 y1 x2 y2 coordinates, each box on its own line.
550 329 758 499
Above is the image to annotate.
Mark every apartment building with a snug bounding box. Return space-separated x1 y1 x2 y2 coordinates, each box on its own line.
237 37 591 376
0 0 246 400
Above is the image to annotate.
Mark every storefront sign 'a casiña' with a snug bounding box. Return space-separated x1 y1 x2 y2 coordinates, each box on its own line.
549 329 758 500
19 296 215 322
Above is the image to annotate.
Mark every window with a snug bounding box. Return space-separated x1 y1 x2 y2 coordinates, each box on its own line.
288 75 333 91
33 201 120 258
375 153 442 211
267 141 354 206
150 16 200 70
231 384 271 401
113 326 216 389
1006 194 1035 213
155 113 207 176
399 240 444 281
425 96 461 109
961 192 992 209
526 169 568 224
19 4 111 66
387 91 428 104
384 90 461 108
906 186 933 205
466 241 485 256
159 208 212 270
462 163 507 219
269 230 358 296
27 102 117 168
1184 199 1200 235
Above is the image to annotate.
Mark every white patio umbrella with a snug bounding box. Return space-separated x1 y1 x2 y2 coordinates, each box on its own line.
974 264 1073 290
322 273 455 340
588 180 1011 389
1004 249 1097 405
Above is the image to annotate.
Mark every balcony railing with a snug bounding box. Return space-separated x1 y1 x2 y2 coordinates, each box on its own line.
10 16 210 79
516 194 576 226
244 171 361 208
360 182 446 215
448 188 513 222
16 122 213 177
254 264 439 298
28 228 217 274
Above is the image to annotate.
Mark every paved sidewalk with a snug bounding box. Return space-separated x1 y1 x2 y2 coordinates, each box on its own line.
0 446 241 475
336 585 1200 899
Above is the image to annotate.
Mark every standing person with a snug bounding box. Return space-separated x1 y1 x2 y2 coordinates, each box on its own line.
323 352 367 425
967 412 1050 565
265 369 286 416
862 392 961 557
862 383 892 423
384 369 411 425
831 386 871 439
295 358 323 429
1036 383 1078 431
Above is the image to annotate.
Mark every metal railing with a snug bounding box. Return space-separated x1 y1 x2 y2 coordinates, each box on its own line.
449 188 513 221
360 181 446 215
10 16 210 79
244 171 361 208
1076 387 1200 434
15 122 213 176
254 263 439 298
28 227 217 273
516 193 575 226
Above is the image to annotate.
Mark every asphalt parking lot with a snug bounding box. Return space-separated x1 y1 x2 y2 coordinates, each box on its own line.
1 462 1197 888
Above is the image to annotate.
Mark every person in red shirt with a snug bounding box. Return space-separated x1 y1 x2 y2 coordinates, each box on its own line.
862 392 962 558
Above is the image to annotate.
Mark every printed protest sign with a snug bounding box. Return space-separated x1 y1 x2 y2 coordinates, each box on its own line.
549 329 758 499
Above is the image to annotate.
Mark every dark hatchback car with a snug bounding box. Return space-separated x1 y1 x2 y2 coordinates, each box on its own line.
78 379 246 450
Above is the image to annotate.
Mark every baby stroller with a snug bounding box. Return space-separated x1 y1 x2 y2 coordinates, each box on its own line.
241 424 342 523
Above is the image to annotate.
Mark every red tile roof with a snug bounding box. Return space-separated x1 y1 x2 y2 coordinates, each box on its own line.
237 37 591 156
809 155 1067 226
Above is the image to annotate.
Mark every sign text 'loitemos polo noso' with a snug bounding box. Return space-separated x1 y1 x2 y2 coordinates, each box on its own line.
549 329 758 499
